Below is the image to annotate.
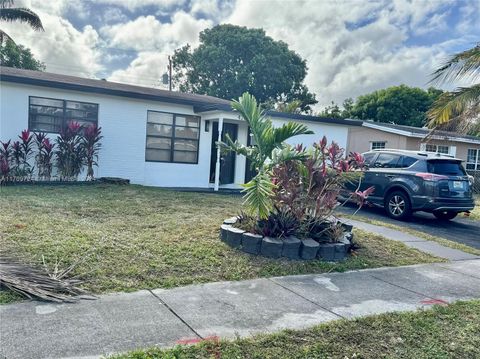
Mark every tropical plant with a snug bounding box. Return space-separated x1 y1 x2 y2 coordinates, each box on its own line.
427 43 480 133
218 92 313 218
81 124 102 180
255 206 300 238
55 122 85 180
0 139 11 181
34 132 54 180
271 138 369 241
0 0 44 44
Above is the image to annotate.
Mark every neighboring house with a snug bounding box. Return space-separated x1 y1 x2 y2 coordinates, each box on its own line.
0 67 360 190
347 121 480 172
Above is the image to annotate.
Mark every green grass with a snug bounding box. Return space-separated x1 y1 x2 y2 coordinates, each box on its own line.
342 213 480 256
111 300 480 359
0 184 441 299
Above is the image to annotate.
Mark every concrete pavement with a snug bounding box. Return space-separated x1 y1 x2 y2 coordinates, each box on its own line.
1 259 480 359
344 218 479 261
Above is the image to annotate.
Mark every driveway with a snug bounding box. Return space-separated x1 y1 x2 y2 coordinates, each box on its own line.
339 204 480 250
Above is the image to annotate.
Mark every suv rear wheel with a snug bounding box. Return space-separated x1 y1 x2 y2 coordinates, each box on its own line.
433 211 458 221
385 191 412 220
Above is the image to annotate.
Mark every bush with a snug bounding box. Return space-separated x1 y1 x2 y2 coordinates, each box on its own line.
0 122 103 182
223 93 373 243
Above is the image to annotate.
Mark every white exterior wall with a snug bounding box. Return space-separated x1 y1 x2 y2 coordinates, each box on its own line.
0 82 350 188
271 117 349 152
0 82 211 187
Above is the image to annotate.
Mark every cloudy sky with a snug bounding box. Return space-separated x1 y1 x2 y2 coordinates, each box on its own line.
3 0 479 108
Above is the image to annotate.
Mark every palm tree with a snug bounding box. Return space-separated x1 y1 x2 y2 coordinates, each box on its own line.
0 0 44 44
219 93 313 218
427 43 480 133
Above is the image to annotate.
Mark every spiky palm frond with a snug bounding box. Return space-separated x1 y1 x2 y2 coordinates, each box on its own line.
431 44 480 84
271 121 313 145
241 172 275 219
0 8 43 30
427 84 480 127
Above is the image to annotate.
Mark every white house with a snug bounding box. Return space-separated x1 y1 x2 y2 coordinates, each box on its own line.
0 67 360 190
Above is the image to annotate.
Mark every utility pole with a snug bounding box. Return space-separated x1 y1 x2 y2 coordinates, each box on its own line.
168 55 172 91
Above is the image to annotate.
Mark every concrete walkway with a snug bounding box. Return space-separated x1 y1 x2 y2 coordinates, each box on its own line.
344 218 479 261
1 259 480 359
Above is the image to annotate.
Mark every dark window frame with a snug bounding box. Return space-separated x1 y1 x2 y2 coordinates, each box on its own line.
28 96 99 134
145 110 201 165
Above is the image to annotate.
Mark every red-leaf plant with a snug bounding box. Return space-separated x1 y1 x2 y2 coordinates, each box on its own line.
35 132 55 180
271 136 373 242
81 124 102 180
55 121 85 180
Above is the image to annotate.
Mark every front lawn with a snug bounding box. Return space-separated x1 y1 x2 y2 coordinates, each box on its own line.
0 185 441 298
112 300 480 359
468 195 480 221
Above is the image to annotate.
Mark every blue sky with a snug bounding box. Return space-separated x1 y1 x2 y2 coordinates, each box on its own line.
4 0 480 108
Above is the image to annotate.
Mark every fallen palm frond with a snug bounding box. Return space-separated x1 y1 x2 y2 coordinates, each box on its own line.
0 256 94 303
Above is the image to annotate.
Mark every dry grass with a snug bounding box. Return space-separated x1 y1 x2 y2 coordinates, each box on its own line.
0 184 441 302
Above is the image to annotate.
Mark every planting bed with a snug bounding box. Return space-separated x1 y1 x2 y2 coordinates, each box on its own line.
220 217 354 261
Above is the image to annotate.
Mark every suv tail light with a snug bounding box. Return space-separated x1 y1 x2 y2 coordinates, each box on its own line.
415 173 449 181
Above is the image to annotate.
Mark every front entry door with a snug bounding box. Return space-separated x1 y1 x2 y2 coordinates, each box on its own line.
209 122 238 184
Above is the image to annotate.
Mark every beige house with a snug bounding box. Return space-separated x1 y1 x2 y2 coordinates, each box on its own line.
347 121 480 172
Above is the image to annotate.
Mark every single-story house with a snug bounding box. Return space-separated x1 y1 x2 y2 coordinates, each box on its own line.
347 121 480 172
0 66 361 190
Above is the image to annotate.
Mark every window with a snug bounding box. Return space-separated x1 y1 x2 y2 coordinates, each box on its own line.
427 160 466 176
400 156 417 168
424 144 449 154
373 153 401 168
29 96 98 133
370 141 386 150
467 148 480 170
145 110 200 164
363 152 377 166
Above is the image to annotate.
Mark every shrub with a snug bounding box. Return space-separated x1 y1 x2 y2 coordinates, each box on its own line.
34 132 55 180
55 122 85 180
82 124 102 180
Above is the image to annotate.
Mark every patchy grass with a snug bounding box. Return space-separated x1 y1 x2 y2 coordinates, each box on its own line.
111 300 480 359
467 195 480 221
342 213 480 256
0 185 441 299
0 289 24 304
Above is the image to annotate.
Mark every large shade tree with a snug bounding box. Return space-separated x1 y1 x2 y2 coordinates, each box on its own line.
0 0 44 43
348 85 443 127
427 43 480 135
172 24 317 112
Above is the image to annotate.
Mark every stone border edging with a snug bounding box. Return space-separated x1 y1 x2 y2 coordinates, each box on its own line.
220 217 354 262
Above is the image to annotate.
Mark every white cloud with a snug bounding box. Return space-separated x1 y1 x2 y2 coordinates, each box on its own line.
95 0 186 12
107 51 169 88
101 11 212 52
1 10 103 78
224 0 466 107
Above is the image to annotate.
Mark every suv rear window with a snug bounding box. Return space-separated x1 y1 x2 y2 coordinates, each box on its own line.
427 160 466 176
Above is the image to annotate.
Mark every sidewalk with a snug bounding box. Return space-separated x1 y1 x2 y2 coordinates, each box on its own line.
344 218 479 261
1 259 480 359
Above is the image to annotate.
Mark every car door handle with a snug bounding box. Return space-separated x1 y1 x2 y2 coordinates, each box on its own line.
385 174 395 178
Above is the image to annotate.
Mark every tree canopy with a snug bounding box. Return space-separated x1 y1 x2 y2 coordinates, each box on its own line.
0 39 45 70
172 24 317 112
348 85 443 127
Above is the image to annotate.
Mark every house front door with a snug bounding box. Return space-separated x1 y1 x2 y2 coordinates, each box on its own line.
209 122 238 184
